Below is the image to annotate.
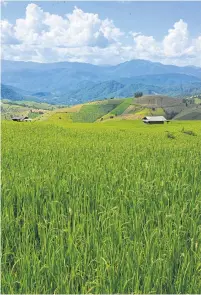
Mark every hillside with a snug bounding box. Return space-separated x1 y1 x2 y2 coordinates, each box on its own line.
2 59 201 104
34 95 197 123
1 99 65 120
173 105 201 120
1 83 61 104
1 84 25 101
3 94 201 123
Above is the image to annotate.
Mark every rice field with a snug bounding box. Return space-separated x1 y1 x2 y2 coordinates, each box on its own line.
2 120 201 294
70 103 116 123
102 98 133 119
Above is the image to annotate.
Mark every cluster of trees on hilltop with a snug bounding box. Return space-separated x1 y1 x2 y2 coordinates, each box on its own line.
134 92 143 98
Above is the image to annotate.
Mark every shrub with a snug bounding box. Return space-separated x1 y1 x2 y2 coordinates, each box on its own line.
166 132 175 139
181 128 196 136
182 130 196 136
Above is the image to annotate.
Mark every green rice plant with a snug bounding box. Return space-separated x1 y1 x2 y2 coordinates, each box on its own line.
102 98 133 119
71 104 116 122
1 120 201 294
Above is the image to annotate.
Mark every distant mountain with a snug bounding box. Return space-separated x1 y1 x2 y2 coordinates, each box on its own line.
1 60 106 92
32 91 52 97
108 60 201 79
62 80 124 103
1 84 25 101
60 74 201 104
117 73 201 86
1 59 201 104
1 84 54 103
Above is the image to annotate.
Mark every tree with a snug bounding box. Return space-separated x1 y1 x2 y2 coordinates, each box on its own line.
134 92 143 98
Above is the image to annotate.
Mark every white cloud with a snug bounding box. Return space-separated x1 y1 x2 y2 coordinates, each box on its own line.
130 19 201 66
15 3 47 44
11 4 123 48
163 19 189 57
0 20 19 44
99 19 124 42
130 32 142 38
1 4 201 67
133 34 162 58
194 36 201 52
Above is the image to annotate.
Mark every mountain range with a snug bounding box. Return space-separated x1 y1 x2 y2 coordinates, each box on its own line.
1 59 201 105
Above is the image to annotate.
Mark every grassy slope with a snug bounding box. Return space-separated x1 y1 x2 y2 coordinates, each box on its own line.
1 99 62 110
173 105 201 120
39 100 125 123
2 119 201 293
1 103 31 120
194 97 201 104
38 96 174 123
1 100 66 120
5 95 200 123
71 103 116 123
101 98 134 120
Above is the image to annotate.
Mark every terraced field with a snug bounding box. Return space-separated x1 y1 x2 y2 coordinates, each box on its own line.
1 103 30 120
4 95 200 123
174 105 201 120
70 103 116 123
1 100 61 120
101 98 134 120
35 95 191 123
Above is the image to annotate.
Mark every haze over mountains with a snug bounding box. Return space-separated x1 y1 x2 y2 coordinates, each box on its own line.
1 59 201 105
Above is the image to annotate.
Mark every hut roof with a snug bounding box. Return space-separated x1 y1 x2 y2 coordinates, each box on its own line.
142 116 167 122
12 116 23 120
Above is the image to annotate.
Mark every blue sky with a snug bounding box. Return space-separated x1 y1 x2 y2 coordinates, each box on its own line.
2 1 201 38
1 1 201 66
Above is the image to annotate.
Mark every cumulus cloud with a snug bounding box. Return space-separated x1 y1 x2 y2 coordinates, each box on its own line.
163 19 189 57
1 3 201 67
130 19 201 66
133 34 162 58
9 4 123 48
0 20 20 44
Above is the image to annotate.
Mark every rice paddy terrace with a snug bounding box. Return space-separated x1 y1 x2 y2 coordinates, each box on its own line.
34 95 201 123
2 115 201 293
1 99 63 120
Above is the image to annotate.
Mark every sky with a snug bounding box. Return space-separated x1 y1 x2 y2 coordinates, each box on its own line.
1 1 201 67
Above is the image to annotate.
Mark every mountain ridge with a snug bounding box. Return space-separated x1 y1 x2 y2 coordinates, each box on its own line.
2 59 201 104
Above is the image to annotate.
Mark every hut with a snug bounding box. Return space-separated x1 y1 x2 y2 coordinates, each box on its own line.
12 116 24 122
12 116 29 122
142 116 168 124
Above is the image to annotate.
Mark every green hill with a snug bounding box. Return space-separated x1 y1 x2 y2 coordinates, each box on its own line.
1 84 25 101
36 95 194 123
3 94 201 123
173 105 201 120
1 99 65 120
